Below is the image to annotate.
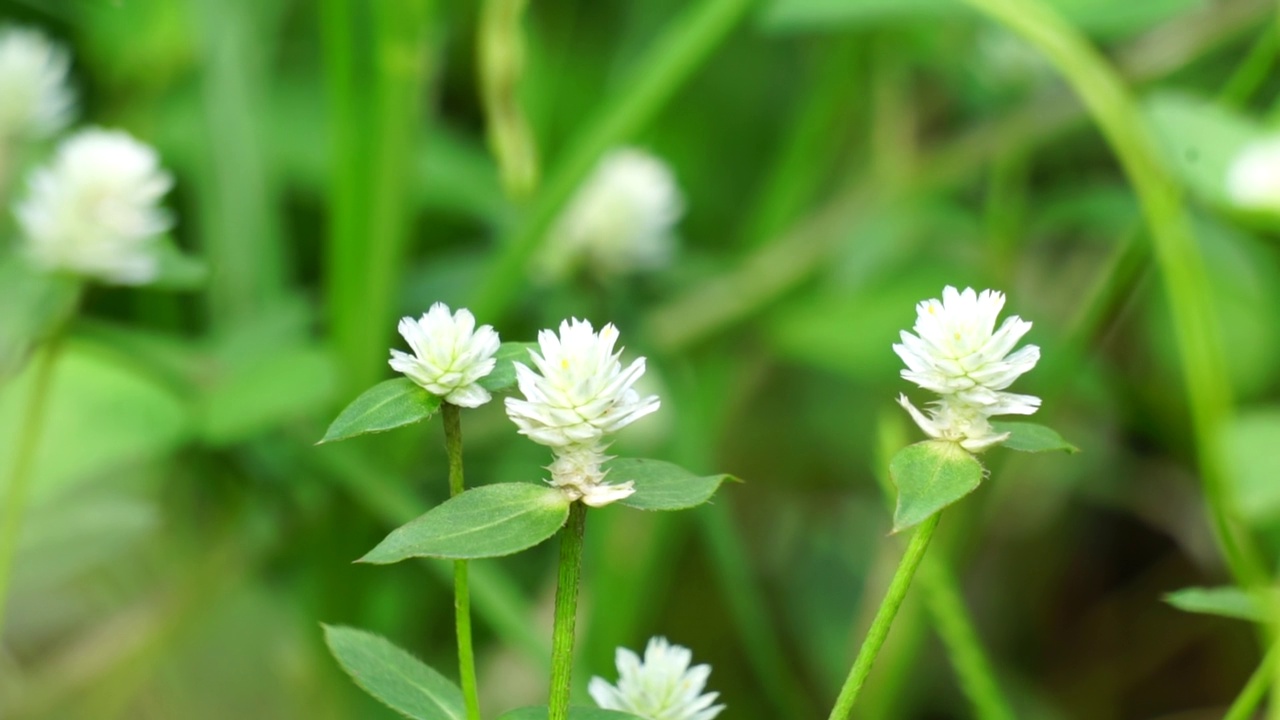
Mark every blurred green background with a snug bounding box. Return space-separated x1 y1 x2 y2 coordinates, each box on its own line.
3 0 1280 717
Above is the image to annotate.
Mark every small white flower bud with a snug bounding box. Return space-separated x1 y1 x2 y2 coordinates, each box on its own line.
0 26 74 142
16 128 173 285
894 286 1041 450
539 148 683 280
389 303 501 408
589 636 725 720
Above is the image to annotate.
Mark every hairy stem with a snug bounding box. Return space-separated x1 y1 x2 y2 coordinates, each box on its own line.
442 404 480 720
549 501 587 720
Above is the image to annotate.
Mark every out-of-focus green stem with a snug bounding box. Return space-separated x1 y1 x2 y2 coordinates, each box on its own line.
548 502 587 720
442 404 480 720
0 338 60 636
479 0 538 199
1224 641 1279 720
470 0 752 320
827 514 940 720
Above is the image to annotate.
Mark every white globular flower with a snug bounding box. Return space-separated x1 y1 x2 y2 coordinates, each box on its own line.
0 26 74 142
539 148 684 281
589 637 725 720
389 303 501 408
16 128 174 285
893 286 1041 452
505 318 659 506
1226 136 1280 214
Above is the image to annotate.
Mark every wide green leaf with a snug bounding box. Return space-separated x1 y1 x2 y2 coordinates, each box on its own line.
498 707 644 720
1163 587 1268 623
149 238 210 290
322 625 465 720
320 378 442 444
478 341 537 392
890 440 984 532
360 483 571 563
1222 408 1280 525
990 422 1079 453
609 458 738 511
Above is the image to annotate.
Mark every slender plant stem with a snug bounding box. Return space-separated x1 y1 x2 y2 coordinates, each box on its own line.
442 404 481 720
549 501 587 720
0 338 61 635
1225 642 1280 720
479 0 538 199
828 513 942 720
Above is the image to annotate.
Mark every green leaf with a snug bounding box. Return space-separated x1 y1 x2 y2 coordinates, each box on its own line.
990 422 1079 453
890 440 984 532
478 342 537 392
360 483 571 563
609 458 737 511
149 238 209 290
1144 93 1262 210
202 344 338 446
497 707 644 720
1163 587 1268 623
320 378 442 444
322 625 465 720
0 258 80 381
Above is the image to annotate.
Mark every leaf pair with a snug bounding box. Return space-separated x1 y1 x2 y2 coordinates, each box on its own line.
324 625 643 720
360 459 737 564
890 423 1076 532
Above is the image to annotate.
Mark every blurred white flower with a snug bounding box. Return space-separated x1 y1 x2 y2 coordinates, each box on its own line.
1226 136 1280 213
539 148 683 280
16 128 173 285
893 286 1040 452
389 303 501 408
589 637 725 720
0 26 74 142
505 318 658 506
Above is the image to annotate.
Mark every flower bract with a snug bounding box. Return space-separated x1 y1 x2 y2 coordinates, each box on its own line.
389 303 501 408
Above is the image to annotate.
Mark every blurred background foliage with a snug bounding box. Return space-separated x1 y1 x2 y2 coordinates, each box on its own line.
2 0 1280 718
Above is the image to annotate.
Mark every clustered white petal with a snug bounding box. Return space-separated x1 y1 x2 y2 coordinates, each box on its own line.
389 303 501 408
589 637 725 720
16 128 173 285
0 26 74 142
1226 136 1280 214
539 148 683 280
505 318 659 506
893 286 1040 452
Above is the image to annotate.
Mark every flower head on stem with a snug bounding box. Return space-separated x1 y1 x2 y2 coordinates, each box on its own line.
893 286 1040 452
505 318 659 506
0 26 74 143
589 636 725 720
389 302 501 408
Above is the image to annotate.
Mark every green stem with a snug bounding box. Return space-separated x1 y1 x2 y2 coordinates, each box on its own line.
1225 642 1279 720
479 0 538 199
549 501 587 720
827 513 941 720
442 404 480 720
916 556 1015 720
0 338 61 635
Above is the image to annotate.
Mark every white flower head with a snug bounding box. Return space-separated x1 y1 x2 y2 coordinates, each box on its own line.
1226 136 1280 214
893 286 1040 452
505 318 659 506
389 303 501 408
0 26 74 142
16 128 174 285
589 637 725 720
539 148 684 280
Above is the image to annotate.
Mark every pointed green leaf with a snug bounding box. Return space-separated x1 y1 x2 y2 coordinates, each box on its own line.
1163 586 1269 623
990 422 1079 453
149 238 209 290
478 342 537 392
320 378 442 444
322 624 465 720
361 483 571 563
497 707 644 720
609 458 738 511
890 440 984 532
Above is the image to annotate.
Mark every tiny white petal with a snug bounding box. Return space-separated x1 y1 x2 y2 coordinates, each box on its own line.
388 303 500 407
